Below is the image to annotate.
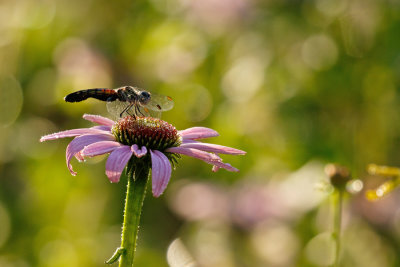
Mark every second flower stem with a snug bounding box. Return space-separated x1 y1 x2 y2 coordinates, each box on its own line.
332 190 343 267
119 165 149 267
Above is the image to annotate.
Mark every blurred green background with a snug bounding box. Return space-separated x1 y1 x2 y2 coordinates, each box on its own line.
1 0 400 266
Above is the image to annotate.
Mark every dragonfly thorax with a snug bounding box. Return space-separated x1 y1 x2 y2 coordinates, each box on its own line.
121 86 151 105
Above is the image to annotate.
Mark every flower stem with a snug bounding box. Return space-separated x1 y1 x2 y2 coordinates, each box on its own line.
119 164 149 267
332 190 343 267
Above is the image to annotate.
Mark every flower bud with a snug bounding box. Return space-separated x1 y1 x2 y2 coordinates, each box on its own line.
325 164 351 190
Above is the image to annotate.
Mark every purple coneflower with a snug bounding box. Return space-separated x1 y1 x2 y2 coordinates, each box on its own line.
41 114 245 266
40 114 246 197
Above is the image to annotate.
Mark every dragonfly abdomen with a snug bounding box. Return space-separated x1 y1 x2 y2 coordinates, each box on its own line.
64 89 118 102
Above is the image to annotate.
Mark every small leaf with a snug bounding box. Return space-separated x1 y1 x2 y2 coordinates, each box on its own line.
105 247 125 264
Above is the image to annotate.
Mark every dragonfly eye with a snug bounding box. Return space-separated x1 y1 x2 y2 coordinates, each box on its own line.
141 91 150 98
139 91 151 104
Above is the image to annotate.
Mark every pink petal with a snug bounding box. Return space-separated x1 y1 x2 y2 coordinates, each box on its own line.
150 150 172 197
66 134 115 175
179 127 219 140
167 147 239 172
131 144 147 158
40 128 112 142
180 142 246 155
166 147 221 162
92 125 112 131
75 151 84 161
81 141 122 157
181 139 199 144
105 146 133 183
212 165 220 172
210 161 239 172
83 114 115 127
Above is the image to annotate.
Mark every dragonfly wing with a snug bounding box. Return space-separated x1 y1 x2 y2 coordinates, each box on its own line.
106 100 131 119
137 105 161 118
146 93 174 111
106 92 171 119
107 100 161 119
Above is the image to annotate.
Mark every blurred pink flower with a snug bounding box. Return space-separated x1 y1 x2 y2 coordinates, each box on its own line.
40 114 246 197
182 0 249 34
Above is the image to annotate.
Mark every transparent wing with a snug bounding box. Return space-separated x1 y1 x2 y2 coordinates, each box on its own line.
146 93 174 111
138 105 161 118
106 100 130 119
107 100 162 119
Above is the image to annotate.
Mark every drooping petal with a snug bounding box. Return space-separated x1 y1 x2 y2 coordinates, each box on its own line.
131 144 147 158
75 151 84 161
212 165 220 172
179 127 219 140
150 150 172 197
167 147 239 172
40 128 112 142
81 141 122 157
66 134 115 175
210 161 239 172
105 146 133 183
166 147 221 162
180 142 246 155
83 114 115 127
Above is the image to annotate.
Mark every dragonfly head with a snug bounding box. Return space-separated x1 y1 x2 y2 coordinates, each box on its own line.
138 91 151 105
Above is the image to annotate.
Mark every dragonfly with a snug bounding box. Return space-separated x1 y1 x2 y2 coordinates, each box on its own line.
64 86 174 119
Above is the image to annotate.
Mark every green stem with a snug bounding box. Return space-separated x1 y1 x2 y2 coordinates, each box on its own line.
332 190 343 267
118 165 149 267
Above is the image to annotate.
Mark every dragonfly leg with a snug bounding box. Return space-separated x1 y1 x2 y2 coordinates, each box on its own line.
120 103 134 118
135 105 146 117
126 103 136 118
126 109 136 119
133 105 139 117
